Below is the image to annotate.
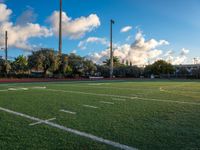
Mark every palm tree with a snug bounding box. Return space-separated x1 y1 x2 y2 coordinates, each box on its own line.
103 56 121 67
0 58 11 77
12 55 28 74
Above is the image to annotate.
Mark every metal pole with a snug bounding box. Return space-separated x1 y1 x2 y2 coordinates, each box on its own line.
5 31 8 61
58 0 62 55
110 19 114 78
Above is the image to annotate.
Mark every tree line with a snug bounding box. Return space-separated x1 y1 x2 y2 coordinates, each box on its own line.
0 48 200 79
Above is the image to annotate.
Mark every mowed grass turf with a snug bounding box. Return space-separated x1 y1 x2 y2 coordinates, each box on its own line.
0 80 200 150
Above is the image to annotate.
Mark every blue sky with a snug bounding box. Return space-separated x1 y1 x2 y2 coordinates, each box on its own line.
0 0 200 64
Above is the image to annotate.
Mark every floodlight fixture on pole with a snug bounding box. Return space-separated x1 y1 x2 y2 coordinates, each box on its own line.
5 31 8 61
110 19 115 78
58 0 62 55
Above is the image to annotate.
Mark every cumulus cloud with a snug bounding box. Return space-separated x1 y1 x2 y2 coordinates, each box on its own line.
0 4 52 51
194 57 200 64
164 48 190 65
126 35 133 42
71 49 77 54
131 31 169 50
78 37 108 50
16 6 37 25
88 31 168 66
48 11 100 39
120 26 132 33
0 3 12 22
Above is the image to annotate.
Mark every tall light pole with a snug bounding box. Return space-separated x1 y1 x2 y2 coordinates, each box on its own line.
5 31 8 61
110 19 115 78
58 0 62 55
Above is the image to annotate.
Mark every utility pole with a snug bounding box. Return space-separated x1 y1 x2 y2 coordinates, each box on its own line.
110 19 114 78
58 0 62 55
5 31 8 61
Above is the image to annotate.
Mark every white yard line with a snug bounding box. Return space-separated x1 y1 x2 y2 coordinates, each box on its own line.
44 88 200 106
29 118 56 126
100 101 114 105
65 84 155 91
83 105 98 109
21 88 28 90
88 83 110 86
60 109 76 115
31 86 47 89
46 89 135 99
0 86 45 92
136 97 200 105
0 107 137 150
8 88 18 91
8 88 28 91
112 98 126 101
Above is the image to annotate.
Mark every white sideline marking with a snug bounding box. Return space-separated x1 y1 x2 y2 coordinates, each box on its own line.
65 84 152 91
31 86 46 89
8 87 28 91
112 98 126 101
44 89 200 106
136 97 200 105
0 87 46 92
29 118 56 126
0 107 137 150
159 87 165 92
83 105 98 109
8 88 17 91
100 101 114 105
46 89 134 100
60 109 76 115
88 83 110 86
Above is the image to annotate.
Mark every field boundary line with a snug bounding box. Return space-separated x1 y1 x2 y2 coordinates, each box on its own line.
60 109 76 115
83 105 99 109
29 118 56 126
55 84 154 91
100 101 114 105
44 88 200 106
0 107 137 150
112 98 126 101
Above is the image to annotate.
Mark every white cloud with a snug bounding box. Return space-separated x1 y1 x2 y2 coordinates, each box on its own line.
0 4 52 51
180 48 189 56
88 31 169 66
126 35 133 42
16 6 37 25
120 26 132 33
164 48 190 65
48 11 100 39
0 3 12 22
131 31 169 50
78 37 108 50
71 49 77 54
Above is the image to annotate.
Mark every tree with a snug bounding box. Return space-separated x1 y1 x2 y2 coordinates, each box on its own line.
83 59 97 76
96 65 110 77
28 49 59 76
0 59 11 77
145 60 174 77
103 56 121 67
114 66 141 78
12 55 29 74
68 53 84 77
54 54 69 76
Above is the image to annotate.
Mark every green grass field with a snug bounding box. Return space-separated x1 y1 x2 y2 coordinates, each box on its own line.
0 80 200 150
